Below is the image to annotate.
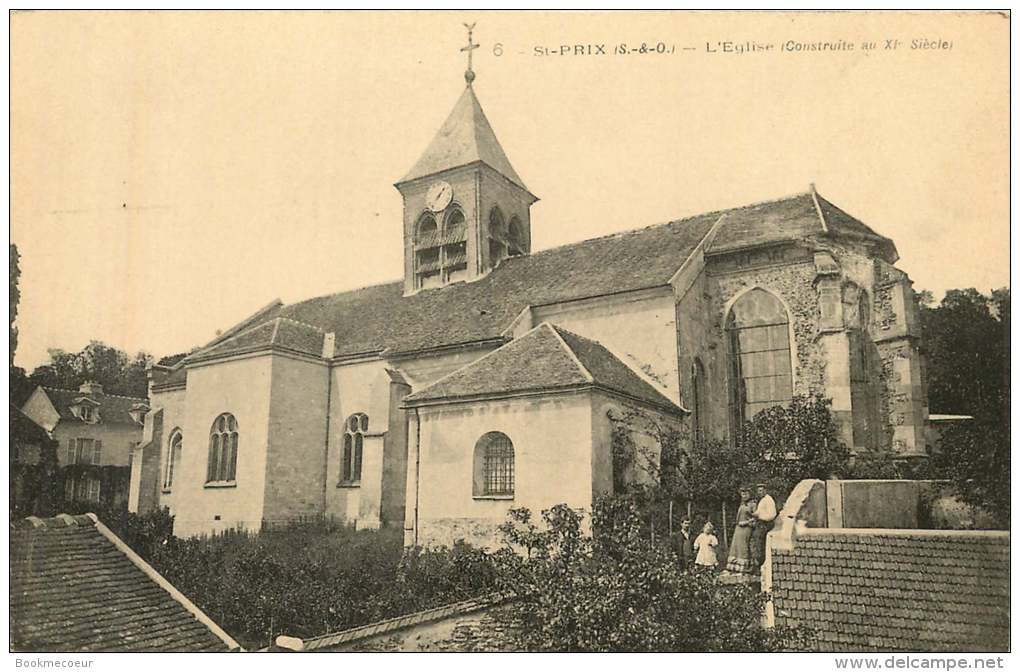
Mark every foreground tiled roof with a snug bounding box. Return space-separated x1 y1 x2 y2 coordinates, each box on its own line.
11 513 239 652
278 594 505 652
164 190 890 373
771 529 1009 652
40 387 148 426
404 323 682 413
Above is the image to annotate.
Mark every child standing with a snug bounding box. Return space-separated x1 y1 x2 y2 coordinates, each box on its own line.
693 521 720 570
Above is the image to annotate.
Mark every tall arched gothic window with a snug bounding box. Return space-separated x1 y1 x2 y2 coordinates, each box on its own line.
727 288 794 430
341 413 368 485
207 414 238 483
164 429 183 491
473 432 514 497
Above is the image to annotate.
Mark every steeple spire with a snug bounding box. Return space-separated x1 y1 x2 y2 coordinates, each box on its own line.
461 22 479 85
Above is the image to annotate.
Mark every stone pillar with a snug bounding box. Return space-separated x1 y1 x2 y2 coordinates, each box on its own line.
873 263 928 457
356 433 387 530
814 252 854 449
404 410 421 547
128 409 163 514
380 374 412 527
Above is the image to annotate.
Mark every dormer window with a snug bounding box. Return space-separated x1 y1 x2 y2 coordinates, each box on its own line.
72 400 100 424
129 403 150 425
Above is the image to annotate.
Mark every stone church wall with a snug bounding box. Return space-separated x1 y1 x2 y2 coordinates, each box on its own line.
263 355 329 527
411 391 594 549
170 355 273 538
324 358 394 524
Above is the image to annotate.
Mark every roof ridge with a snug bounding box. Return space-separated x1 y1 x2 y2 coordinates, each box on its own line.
40 386 146 402
275 316 326 332
548 324 684 413
518 190 815 260
188 318 279 358
544 323 595 384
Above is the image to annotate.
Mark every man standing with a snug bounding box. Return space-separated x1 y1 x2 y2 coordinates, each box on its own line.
751 483 777 572
673 518 694 571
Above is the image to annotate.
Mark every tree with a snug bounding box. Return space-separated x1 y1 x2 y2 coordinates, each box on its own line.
921 288 1009 423
608 395 848 539
28 341 153 398
931 419 1009 529
491 498 809 652
735 394 851 498
920 288 1010 527
10 244 19 364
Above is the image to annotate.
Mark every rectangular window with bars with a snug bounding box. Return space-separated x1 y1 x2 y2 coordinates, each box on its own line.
483 438 514 496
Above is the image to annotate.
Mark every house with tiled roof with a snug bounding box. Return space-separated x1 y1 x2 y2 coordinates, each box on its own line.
10 512 240 652
130 39 929 544
21 382 148 507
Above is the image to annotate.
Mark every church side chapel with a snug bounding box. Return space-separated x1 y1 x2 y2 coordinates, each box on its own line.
129 28 928 545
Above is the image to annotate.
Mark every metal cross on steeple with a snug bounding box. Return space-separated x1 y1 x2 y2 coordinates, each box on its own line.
461 22 479 85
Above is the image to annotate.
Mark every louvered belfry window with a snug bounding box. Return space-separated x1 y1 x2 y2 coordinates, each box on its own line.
727 288 794 429
207 413 238 483
476 432 514 496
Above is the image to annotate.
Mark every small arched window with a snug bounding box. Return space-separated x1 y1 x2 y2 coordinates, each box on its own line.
416 213 438 243
473 432 514 497
727 288 794 430
341 413 368 485
164 429 183 491
207 413 238 484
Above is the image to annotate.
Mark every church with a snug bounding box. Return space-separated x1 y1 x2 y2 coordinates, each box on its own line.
128 39 929 546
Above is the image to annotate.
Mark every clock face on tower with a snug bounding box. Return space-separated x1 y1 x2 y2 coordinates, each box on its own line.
425 181 453 213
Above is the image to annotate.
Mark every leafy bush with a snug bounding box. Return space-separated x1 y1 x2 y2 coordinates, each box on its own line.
931 419 1009 529
491 497 810 652
146 523 497 650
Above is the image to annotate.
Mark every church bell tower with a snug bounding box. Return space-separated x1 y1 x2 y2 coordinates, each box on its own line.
395 24 538 296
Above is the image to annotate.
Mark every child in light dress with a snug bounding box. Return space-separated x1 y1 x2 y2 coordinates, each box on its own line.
693 521 720 570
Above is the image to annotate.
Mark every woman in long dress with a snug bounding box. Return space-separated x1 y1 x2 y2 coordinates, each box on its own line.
725 487 756 573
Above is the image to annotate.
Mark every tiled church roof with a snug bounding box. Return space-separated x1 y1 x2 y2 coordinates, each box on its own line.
771 529 1010 652
10 513 240 652
403 323 683 413
185 316 325 364
398 84 529 192
159 189 893 380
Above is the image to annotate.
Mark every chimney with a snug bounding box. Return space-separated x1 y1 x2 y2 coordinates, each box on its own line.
79 381 103 395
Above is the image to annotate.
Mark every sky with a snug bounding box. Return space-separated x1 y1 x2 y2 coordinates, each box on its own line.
10 11 1009 371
